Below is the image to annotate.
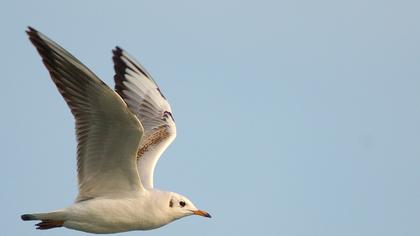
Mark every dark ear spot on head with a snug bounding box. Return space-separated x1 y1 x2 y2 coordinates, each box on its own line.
169 199 173 208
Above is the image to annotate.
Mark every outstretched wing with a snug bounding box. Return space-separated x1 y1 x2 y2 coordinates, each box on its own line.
27 28 145 201
113 47 176 189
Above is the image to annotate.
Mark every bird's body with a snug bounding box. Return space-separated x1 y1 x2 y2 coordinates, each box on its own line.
22 27 210 234
48 191 175 233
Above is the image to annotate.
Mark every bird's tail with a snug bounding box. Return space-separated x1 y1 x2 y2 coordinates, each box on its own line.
21 211 66 230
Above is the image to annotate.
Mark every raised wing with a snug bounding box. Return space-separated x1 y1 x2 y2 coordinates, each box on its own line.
27 27 145 201
113 47 176 189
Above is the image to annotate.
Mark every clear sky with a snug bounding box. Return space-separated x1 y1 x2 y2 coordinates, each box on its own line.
2 0 420 235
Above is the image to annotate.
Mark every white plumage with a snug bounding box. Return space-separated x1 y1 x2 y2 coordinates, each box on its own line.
22 27 210 234
113 47 177 190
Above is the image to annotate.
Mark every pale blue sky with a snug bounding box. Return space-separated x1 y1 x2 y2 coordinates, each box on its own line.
2 0 420 235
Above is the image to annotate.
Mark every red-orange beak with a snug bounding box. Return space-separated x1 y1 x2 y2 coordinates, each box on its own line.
193 210 212 218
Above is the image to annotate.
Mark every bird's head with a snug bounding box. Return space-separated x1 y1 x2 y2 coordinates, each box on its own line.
167 192 211 220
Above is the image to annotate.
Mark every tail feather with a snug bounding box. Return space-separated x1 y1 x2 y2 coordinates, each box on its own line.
21 211 66 230
21 214 37 221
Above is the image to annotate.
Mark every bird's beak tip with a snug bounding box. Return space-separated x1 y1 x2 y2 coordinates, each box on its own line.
193 210 211 218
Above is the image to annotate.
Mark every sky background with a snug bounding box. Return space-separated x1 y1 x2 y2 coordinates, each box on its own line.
1 0 420 235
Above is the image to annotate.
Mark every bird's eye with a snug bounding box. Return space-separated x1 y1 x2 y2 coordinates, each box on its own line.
169 199 174 208
180 200 186 207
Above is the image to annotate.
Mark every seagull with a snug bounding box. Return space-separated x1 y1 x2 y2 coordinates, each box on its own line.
21 27 211 234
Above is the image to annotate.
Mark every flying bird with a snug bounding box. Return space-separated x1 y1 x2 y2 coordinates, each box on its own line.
21 27 210 234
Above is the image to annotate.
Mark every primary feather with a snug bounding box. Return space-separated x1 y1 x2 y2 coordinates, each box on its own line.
27 27 145 202
113 47 176 189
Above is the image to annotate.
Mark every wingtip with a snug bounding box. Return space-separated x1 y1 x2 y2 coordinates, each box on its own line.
113 46 123 56
26 26 36 35
26 26 43 44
